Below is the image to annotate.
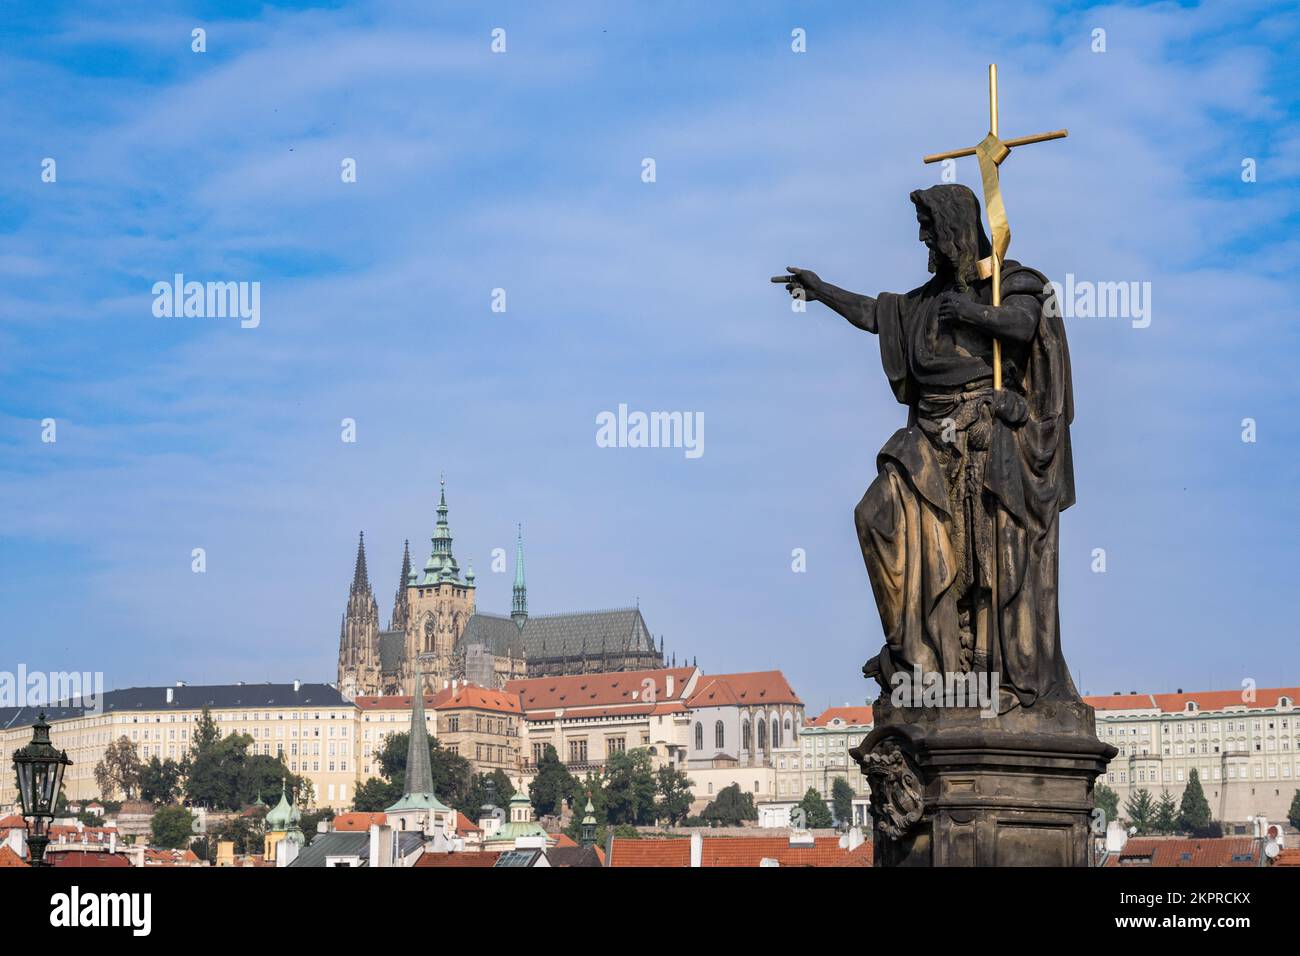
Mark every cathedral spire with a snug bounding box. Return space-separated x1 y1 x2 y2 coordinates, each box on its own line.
390 540 411 631
511 524 528 630
421 474 462 584
352 531 370 593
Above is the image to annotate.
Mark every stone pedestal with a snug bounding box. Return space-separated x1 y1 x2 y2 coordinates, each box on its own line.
852 694 1117 867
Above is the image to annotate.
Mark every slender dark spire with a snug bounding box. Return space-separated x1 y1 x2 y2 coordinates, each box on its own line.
351 531 370 592
511 524 528 630
404 664 434 797
390 540 411 631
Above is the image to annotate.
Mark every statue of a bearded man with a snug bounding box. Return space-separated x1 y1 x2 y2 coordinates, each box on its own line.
775 184 1079 713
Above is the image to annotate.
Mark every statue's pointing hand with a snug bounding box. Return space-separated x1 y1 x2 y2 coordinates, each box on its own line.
770 266 822 304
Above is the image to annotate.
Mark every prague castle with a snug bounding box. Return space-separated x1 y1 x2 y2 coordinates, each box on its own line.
337 478 668 699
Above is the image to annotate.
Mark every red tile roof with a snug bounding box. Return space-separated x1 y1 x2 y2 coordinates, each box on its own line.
47 849 132 868
414 850 503 867
1104 837 1263 868
1272 848 1300 867
507 667 697 714
355 684 522 714
0 815 27 831
1085 693 1158 711
610 835 872 867
687 672 803 709
0 845 28 867
1084 687 1300 713
1151 687 1300 713
143 848 200 866
807 706 874 728
333 812 386 832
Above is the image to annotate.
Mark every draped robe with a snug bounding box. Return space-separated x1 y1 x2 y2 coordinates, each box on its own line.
856 260 1079 709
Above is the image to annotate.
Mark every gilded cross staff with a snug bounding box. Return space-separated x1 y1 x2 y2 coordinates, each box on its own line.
922 64 1066 391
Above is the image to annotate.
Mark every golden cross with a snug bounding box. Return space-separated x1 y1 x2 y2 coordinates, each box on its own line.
922 64 1067 390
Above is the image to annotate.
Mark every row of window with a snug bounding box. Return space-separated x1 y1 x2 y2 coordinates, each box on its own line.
1109 760 1300 784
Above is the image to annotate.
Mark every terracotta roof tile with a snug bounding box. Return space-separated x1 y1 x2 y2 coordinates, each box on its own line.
807 706 874 728
355 684 522 714
687 672 803 709
0 845 28 867
506 667 696 714
1083 687 1300 713
333 812 387 832
610 835 871 867
1104 837 1263 867
47 849 132 868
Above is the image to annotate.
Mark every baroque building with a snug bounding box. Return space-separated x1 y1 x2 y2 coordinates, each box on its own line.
336 477 669 699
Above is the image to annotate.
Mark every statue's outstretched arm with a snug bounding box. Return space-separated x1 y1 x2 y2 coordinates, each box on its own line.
772 267 878 334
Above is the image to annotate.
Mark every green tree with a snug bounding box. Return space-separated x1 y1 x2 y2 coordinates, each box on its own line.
185 728 306 811
831 777 855 827
94 736 142 800
139 757 183 804
529 744 577 817
208 815 263 856
1288 789 1300 831
1153 790 1178 835
1124 788 1155 835
1177 769 1213 835
797 787 834 829
298 807 333 846
1093 782 1119 827
360 731 474 811
701 783 757 826
655 766 695 825
353 777 401 813
457 770 515 820
150 805 194 849
602 750 659 825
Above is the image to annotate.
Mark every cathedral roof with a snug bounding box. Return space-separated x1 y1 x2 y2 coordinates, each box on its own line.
456 614 527 658
455 607 658 664
377 630 406 676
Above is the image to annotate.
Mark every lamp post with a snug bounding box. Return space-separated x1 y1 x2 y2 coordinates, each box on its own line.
12 712 72 867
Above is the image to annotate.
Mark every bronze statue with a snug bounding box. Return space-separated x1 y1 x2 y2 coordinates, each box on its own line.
773 68 1114 866
774 183 1078 712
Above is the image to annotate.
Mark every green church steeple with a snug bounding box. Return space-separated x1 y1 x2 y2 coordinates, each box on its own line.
419 474 465 586
511 524 528 629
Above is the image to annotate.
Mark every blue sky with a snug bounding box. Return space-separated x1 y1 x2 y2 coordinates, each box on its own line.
1 1 1297 713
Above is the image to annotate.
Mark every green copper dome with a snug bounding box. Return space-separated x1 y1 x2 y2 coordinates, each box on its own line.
266 780 294 831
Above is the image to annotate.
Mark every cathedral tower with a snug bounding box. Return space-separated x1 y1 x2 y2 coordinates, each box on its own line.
400 476 476 694
337 531 381 700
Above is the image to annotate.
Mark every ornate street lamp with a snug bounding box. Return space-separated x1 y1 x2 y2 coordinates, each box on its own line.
12 712 72 867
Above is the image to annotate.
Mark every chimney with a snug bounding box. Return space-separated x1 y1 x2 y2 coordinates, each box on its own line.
843 826 864 852
109 831 117 854
369 823 395 868
689 830 703 868
165 688 174 704
277 838 300 867
293 679 301 693
175 680 186 687
1105 820 1127 853
665 675 675 698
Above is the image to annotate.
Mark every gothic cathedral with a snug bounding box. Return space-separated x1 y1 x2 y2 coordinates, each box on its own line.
338 477 668 699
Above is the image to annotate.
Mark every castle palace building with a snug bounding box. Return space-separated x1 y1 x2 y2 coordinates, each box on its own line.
337 478 668 699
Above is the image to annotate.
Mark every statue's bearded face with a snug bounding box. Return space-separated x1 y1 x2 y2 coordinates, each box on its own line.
917 209 943 274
